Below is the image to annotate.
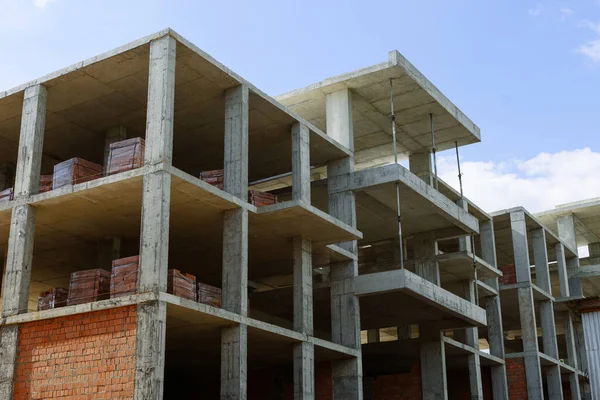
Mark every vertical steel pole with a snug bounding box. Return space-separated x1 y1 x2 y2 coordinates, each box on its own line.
390 79 404 269
455 141 464 198
430 113 439 190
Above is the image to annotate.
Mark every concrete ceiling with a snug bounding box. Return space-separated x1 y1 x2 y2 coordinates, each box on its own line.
276 51 480 170
536 197 600 247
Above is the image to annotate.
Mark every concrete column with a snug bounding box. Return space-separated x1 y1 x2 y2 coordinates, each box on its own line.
0 325 19 399
589 242 600 265
409 151 433 186
563 312 582 398
224 85 249 199
557 214 583 297
420 330 447 400
134 35 176 400
532 228 551 294
582 311 600 398
555 243 570 298
510 211 531 283
14 85 47 197
540 300 563 399
461 280 483 399
293 236 314 400
414 231 440 285
292 123 311 203
104 126 128 172
480 219 508 400
326 88 362 400
221 82 250 399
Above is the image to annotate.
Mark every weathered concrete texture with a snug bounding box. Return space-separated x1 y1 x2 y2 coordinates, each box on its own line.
224 85 249 199
325 89 354 151
510 211 531 283
293 342 315 400
555 243 570 298
138 170 171 293
409 151 434 187
563 312 582 398
0 325 19 400
557 214 583 297
221 324 247 400
413 231 440 285
532 228 551 294
222 208 249 315
15 85 46 198
134 300 167 400
292 123 311 203
332 358 363 400
2 204 36 317
590 242 600 265
145 36 176 165
420 334 447 400
294 236 313 334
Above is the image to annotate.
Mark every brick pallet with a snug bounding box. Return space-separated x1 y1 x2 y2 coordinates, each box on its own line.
37 287 68 311
197 282 222 307
39 174 53 193
107 137 145 175
248 189 277 206
499 264 516 285
67 269 111 306
53 157 103 189
110 255 139 298
0 187 13 203
199 169 224 189
168 269 197 301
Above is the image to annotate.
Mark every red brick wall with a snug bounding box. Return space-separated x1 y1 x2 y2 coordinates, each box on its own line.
499 264 517 285
371 363 422 399
13 306 137 399
506 358 528 400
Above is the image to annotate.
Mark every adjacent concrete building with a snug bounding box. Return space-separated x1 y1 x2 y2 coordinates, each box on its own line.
0 28 596 399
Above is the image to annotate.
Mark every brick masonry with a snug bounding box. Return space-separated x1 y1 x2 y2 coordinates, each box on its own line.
506 358 528 400
499 264 517 285
13 305 137 399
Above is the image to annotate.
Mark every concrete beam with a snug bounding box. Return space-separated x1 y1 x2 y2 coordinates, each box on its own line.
292 123 311 203
224 85 249 199
14 85 46 198
532 228 551 294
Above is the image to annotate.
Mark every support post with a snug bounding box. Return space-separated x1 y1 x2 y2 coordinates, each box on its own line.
293 236 314 400
134 35 176 400
555 243 570 298
564 311 582 398
510 211 544 398
557 214 583 297
409 151 434 187
292 123 311 203
326 88 362 400
420 329 447 400
413 231 440 285
221 83 250 400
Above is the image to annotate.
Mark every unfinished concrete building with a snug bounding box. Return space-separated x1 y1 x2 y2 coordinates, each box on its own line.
0 27 596 399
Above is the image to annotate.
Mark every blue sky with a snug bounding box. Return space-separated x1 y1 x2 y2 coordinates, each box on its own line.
1 0 599 212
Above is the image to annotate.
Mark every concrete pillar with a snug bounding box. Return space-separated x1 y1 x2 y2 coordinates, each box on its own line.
292 123 311 203
589 242 600 265
366 329 380 343
479 219 508 399
582 311 600 398
134 35 176 400
221 82 250 400
104 126 128 172
510 211 531 283
557 214 583 297
414 231 440 285
224 85 249 199
555 243 570 298
326 88 362 400
532 228 551 294
0 325 19 399
409 151 433 186
540 300 563 399
420 330 447 400
14 85 47 197
563 312 582 397
461 280 484 399
293 236 314 400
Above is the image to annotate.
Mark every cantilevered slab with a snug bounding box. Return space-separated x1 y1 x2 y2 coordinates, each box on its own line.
354 269 487 329
332 164 478 241
276 50 480 169
492 207 578 267
536 197 600 247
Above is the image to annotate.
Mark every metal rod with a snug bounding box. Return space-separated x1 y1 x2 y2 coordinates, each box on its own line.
430 113 439 190
390 79 404 269
471 234 479 306
455 141 464 198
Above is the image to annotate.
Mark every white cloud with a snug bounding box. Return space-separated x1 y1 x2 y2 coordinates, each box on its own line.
34 0 58 8
577 20 600 63
437 148 600 214
560 8 574 19
528 3 544 16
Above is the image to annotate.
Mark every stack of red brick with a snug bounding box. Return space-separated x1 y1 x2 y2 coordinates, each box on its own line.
110 256 140 298
248 189 277 206
199 169 224 189
107 137 145 175
67 269 111 306
499 264 517 285
53 157 103 189
37 288 68 311
168 269 197 301
38 175 53 193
